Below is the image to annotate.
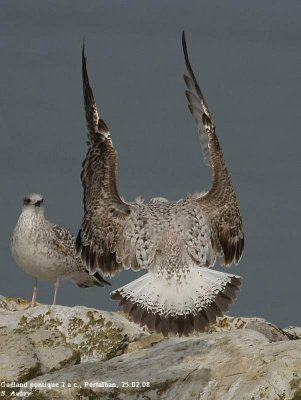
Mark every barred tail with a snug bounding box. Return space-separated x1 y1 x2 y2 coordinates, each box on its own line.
111 267 241 337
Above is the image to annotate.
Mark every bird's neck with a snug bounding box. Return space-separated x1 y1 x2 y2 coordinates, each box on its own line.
17 209 46 231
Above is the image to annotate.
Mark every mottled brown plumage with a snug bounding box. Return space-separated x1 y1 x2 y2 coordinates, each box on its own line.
181 32 244 266
76 33 244 336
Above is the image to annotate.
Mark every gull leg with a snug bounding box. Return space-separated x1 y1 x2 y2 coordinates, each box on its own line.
53 279 59 305
31 278 38 307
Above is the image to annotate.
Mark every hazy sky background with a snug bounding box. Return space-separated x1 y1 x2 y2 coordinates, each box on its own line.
1 1 300 328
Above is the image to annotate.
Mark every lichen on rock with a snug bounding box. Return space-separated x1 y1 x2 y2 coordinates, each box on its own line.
1 297 301 400
0 297 146 386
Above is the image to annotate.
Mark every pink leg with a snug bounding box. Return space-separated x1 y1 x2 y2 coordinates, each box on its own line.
53 279 59 305
31 278 38 307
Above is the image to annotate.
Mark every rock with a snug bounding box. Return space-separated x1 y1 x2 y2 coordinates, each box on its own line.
1 297 301 400
126 333 166 353
27 329 301 400
0 328 41 383
0 299 146 360
283 326 301 339
117 316 294 354
24 327 79 372
0 297 32 312
0 297 146 388
211 316 293 342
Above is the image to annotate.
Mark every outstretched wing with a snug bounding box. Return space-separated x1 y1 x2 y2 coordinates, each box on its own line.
76 44 130 277
182 32 244 265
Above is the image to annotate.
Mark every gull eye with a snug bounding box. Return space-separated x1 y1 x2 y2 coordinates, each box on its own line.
23 198 31 205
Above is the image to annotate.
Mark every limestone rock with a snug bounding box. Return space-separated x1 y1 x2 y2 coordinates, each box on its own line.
27 329 301 400
283 326 301 339
0 328 41 383
0 299 146 360
25 327 79 372
211 316 293 342
0 297 146 388
1 297 301 400
126 333 165 353
0 297 32 312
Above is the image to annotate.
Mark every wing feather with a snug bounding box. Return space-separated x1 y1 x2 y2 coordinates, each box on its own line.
52 224 110 286
76 44 130 277
182 32 244 265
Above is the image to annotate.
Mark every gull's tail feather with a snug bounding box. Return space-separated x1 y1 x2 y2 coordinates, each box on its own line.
111 267 241 337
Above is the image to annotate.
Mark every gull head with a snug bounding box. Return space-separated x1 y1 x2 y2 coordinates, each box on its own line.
22 193 44 212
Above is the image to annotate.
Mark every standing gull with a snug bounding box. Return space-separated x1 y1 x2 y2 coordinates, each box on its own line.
11 193 109 307
76 32 244 336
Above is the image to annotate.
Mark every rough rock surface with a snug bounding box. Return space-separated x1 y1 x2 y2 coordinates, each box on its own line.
0 297 301 400
283 326 301 340
0 297 146 388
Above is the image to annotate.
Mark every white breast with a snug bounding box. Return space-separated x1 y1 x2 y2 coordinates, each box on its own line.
10 211 72 281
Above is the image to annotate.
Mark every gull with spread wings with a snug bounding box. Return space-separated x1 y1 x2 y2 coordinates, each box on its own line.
76 32 244 336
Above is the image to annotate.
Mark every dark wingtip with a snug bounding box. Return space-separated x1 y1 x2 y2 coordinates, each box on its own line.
82 39 86 71
181 31 196 93
82 39 91 95
93 271 111 287
75 229 82 257
181 31 205 103
182 31 187 53
81 39 97 135
182 31 188 62
82 42 88 83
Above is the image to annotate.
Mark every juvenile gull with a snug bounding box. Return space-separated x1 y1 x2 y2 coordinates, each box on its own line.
11 193 109 307
76 32 244 336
